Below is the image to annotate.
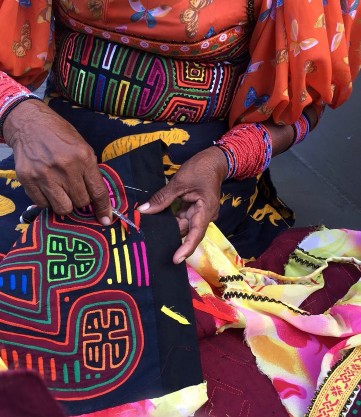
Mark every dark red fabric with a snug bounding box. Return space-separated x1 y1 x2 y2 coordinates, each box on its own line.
195 329 289 417
247 227 317 275
0 371 65 417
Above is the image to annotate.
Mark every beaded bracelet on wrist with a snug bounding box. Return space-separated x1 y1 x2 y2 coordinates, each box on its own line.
0 94 43 137
291 113 310 146
215 123 272 181
0 71 43 137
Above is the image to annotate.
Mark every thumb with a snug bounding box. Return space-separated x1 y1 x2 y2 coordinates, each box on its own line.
137 182 178 214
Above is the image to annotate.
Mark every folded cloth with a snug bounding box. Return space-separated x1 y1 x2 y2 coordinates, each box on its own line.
188 224 361 417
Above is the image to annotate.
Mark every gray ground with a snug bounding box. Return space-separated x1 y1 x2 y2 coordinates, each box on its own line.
271 75 361 229
1 77 360 229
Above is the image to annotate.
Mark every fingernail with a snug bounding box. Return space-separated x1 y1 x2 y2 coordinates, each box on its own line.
176 256 186 264
100 216 111 226
137 202 150 212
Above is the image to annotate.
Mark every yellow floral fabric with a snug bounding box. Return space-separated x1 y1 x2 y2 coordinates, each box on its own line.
188 225 361 417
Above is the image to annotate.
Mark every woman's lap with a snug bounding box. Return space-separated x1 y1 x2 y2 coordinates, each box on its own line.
2 100 344 417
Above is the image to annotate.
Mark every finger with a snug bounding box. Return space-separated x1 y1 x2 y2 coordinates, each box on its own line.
67 177 91 209
173 223 206 264
174 202 191 235
42 185 73 215
138 182 180 214
23 184 50 208
84 165 112 226
176 200 192 219
173 201 209 263
176 217 189 237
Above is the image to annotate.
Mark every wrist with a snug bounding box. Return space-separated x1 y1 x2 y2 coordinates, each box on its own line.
3 98 43 147
215 123 272 181
0 72 43 141
207 146 229 182
303 104 319 131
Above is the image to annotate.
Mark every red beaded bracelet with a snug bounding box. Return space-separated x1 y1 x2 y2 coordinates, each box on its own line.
215 123 272 181
0 72 41 137
291 113 310 145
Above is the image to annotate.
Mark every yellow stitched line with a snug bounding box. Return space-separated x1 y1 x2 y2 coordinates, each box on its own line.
161 306 191 325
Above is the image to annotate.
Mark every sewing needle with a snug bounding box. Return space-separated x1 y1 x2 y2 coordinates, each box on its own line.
111 208 139 231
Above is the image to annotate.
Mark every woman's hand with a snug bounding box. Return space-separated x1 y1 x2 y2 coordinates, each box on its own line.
138 146 228 264
3 99 112 225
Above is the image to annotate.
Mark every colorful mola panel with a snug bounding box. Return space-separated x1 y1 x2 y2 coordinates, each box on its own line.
0 142 202 415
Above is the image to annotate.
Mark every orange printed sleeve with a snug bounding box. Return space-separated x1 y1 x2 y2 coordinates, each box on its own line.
229 0 361 126
0 0 54 138
0 0 54 88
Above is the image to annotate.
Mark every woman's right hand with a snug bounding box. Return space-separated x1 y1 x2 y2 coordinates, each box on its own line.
3 99 112 225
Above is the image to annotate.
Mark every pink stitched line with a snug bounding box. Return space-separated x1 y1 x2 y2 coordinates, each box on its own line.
140 241 149 287
133 242 142 287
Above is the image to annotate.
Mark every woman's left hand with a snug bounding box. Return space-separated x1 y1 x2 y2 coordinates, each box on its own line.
138 146 228 264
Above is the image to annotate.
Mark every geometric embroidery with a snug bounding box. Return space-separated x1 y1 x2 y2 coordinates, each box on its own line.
0 207 147 401
54 29 248 123
83 301 142 372
47 235 95 281
0 159 144 402
0 143 202 414
84 308 131 370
